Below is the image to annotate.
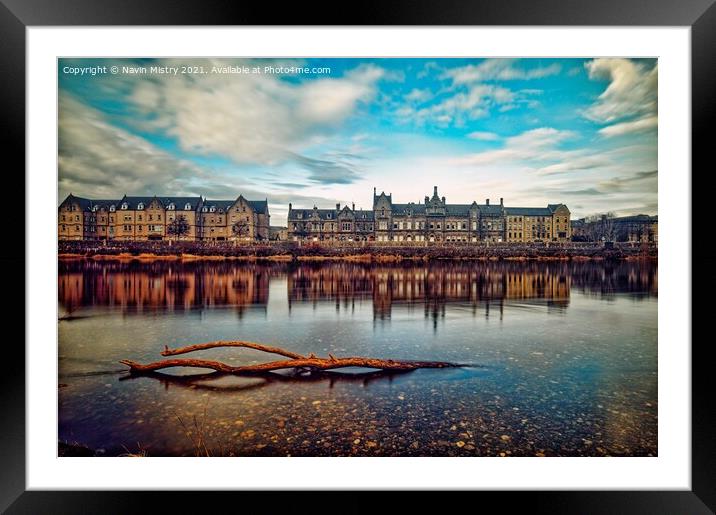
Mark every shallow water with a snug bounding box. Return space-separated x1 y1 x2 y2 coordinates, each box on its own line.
58 259 657 456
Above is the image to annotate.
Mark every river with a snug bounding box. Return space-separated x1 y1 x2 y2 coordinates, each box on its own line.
58 259 657 457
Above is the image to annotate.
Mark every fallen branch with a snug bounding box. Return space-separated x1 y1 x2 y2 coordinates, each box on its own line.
120 356 458 374
121 340 460 375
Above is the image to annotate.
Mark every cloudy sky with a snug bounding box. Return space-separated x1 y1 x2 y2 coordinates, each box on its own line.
58 58 657 225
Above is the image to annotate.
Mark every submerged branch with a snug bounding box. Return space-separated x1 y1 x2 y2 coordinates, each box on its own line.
120 356 459 374
122 340 461 376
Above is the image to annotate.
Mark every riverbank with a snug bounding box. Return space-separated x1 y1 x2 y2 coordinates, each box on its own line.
58 241 657 262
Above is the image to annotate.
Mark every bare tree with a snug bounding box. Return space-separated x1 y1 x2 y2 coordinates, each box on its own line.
601 212 617 243
232 217 252 241
167 215 190 241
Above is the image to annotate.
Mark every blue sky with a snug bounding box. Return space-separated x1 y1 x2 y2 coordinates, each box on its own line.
58 58 657 225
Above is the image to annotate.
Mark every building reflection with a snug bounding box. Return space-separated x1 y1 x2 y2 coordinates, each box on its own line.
58 261 277 315
287 262 573 321
59 260 656 320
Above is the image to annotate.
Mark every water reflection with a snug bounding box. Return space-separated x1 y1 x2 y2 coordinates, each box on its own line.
59 260 657 321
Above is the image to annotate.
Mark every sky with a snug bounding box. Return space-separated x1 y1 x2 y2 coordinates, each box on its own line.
58 58 657 226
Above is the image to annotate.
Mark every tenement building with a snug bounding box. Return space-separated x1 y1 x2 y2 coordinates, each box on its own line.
287 186 571 243
58 194 270 242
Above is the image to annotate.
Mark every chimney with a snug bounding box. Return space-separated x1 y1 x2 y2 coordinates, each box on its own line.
500 197 503 206
288 202 292 211
352 202 355 211
425 196 429 204
336 203 340 211
486 199 490 205
433 186 438 197
442 196 445 203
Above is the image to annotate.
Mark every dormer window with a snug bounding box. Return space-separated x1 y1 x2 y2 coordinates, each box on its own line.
109 205 116 212
168 203 175 210
121 203 128 210
185 203 191 210
202 207 208 212
92 206 98 212
210 206 216 212
137 203 144 210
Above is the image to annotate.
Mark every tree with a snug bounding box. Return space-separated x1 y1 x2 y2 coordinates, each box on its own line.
232 217 252 241
600 212 617 243
584 212 616 243
167 215 190 240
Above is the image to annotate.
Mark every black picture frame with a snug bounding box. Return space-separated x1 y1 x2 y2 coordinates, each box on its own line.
2 1 712 512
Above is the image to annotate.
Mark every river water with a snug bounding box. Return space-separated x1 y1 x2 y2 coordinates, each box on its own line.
58 259 657 456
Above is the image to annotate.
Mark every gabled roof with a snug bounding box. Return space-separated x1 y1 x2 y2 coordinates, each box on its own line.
120 196 163 209
159 196 203 210
354 210 374 220
90 199 121 208
59 194 92 210
504 206 553 216
246 199 268 213
392 203 426 216
202 200 236 212
479 204 505 216
288 208 337 221
548 203 569 213
445 204 473 217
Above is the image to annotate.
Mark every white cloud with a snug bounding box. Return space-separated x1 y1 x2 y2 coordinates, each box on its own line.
447 127 579 167
466 131 500 141
584 58 657 128
443 59 561 85
127 59 385 172
598 115 658 137
405 88 433 103
398 84 516 127
58 93 208 200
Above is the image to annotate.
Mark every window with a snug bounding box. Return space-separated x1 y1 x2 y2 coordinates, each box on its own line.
210 207 216 212
109 205 115 212
138 215 143 221
185 203 192 210
168 204 175 210
137 203 144 210
121 203 128 210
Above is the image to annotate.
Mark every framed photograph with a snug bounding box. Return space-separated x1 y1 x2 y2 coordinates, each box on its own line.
4 0 712 512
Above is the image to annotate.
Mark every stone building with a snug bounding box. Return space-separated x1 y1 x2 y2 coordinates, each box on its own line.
58 193 268 242
287 186 571 244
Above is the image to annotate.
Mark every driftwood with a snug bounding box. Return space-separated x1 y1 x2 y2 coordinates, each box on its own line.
120 340 460 375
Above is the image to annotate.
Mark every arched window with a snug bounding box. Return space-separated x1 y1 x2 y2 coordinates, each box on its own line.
121 203 128 210
185 203 191 210
137 203 144 210
168 203 175 210
109 205 116 212
210 206 216 212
